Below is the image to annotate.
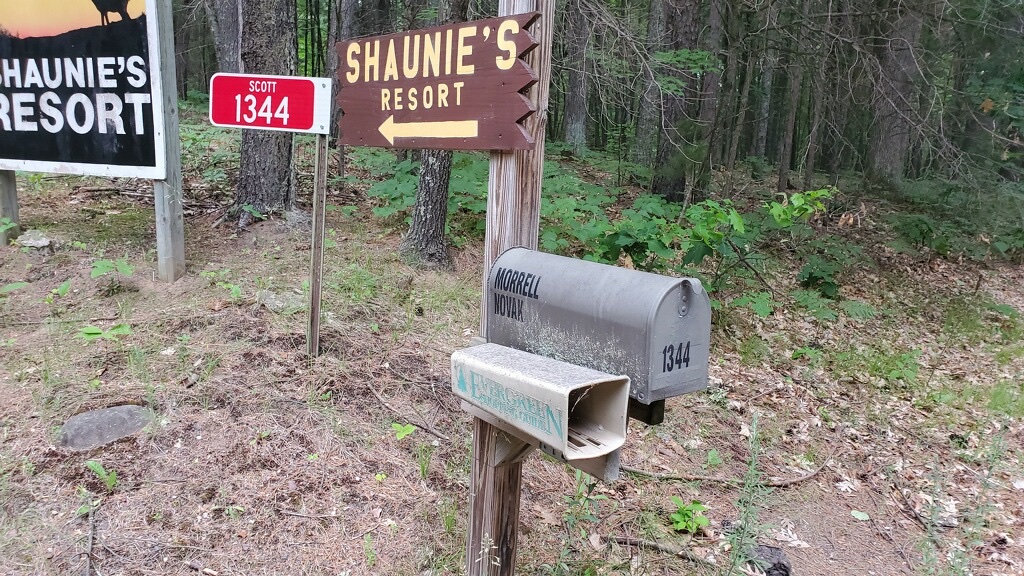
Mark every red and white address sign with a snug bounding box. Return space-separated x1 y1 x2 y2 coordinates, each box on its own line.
209 73 332 134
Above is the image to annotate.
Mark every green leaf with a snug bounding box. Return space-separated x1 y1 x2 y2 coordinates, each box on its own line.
392 422 416 440
0 281 28 294
76 326 105 340
851 510 870 521
91 260 115 278
106 324 133 337
115 259 134 277
56 279 72 297
85 460 107 477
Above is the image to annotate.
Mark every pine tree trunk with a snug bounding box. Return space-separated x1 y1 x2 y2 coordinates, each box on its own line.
651 0 699 203
804 78 822 188
698 0 722 157
631 0 665 169
866 9 922 187
401 151 452 268
753 3 779 159
776 0 809 194
235 0 297 221
203 0 241 73
400 0 468 267
562 0 590 154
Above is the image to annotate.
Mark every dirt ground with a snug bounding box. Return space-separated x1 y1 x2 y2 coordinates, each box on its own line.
1 172 1023 576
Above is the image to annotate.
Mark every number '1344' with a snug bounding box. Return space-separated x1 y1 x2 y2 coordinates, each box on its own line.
661 341 690 372
234 95 290 125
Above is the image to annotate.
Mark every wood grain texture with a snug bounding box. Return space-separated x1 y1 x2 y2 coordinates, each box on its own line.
153 0 185 282
467 0 554 574
0 171 19 245
337 14 539 150
306 134 329 357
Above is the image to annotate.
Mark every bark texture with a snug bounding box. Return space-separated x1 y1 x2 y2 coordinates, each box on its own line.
203 0 241 73
867 8 923 187
235 0 297 219
562 0 590 154
401 151 453 268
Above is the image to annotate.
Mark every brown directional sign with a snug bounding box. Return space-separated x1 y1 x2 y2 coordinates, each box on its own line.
336 13 539 150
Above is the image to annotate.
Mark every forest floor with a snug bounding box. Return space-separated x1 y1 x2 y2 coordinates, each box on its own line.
2 119 1024 575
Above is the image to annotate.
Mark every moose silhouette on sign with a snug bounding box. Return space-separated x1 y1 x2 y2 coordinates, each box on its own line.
90 0 131 26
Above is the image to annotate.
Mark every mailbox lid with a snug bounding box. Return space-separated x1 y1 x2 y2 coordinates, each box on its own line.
485 248 711 403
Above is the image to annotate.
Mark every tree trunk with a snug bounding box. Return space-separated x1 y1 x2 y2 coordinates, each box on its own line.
562 0 590 154
776 0 808 194
651 0 699 203
400 0 468 267
804 76 822 189
203 0 241 73
401 151 453 268
630 0 665 168
235 0 297 221
698 0 722 153
753 3 779 159
866 8 922 187
724 52 755 195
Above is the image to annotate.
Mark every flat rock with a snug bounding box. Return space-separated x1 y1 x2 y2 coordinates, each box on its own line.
256 289 305 314
59 405 154 451
15 230 53 249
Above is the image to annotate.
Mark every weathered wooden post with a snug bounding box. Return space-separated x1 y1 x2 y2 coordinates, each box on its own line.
0 171 18 244
154 0 186 281
469 0 554 573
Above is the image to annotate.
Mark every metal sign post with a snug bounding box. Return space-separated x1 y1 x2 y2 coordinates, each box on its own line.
209 73 333 356
307 132 329 357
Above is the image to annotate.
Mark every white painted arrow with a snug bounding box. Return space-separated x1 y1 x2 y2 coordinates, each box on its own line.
378 115 479 145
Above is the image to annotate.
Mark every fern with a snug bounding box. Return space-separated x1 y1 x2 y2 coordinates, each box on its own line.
839 299 878 320
792 289 837 322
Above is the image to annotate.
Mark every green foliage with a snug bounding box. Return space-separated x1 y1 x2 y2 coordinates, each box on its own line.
838 299 878 320
76 324 132 342
705 449 723 468
766 188 833 228
987 380 1024 418
797 256 840 298
669 497 709 533
85 460 118 492
889 213 952 255
216 281 244 303
1 281 28 295
91 258 134 279
415 443 435 479
731 291 779 318
0 217 17 235
652 49 720 96
240 204 267 221
792 289 838 322
562 469 607 538
727 414 770 573
391 422 415 440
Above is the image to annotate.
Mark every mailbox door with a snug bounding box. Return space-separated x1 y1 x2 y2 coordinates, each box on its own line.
646 279 711 401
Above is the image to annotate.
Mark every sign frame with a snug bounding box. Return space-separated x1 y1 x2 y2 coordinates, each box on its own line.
0 0 169 179
209 73 332 135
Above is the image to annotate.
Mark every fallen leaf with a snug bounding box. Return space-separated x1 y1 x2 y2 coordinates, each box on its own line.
851 510 870 521
588 532 602 550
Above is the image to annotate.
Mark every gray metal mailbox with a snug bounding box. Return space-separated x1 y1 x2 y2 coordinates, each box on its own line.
485 248 711 424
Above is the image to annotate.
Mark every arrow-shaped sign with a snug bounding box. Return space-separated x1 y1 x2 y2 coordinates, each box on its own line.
378 116 479 145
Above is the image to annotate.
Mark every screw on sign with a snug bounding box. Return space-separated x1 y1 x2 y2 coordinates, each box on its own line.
209 73 332 134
